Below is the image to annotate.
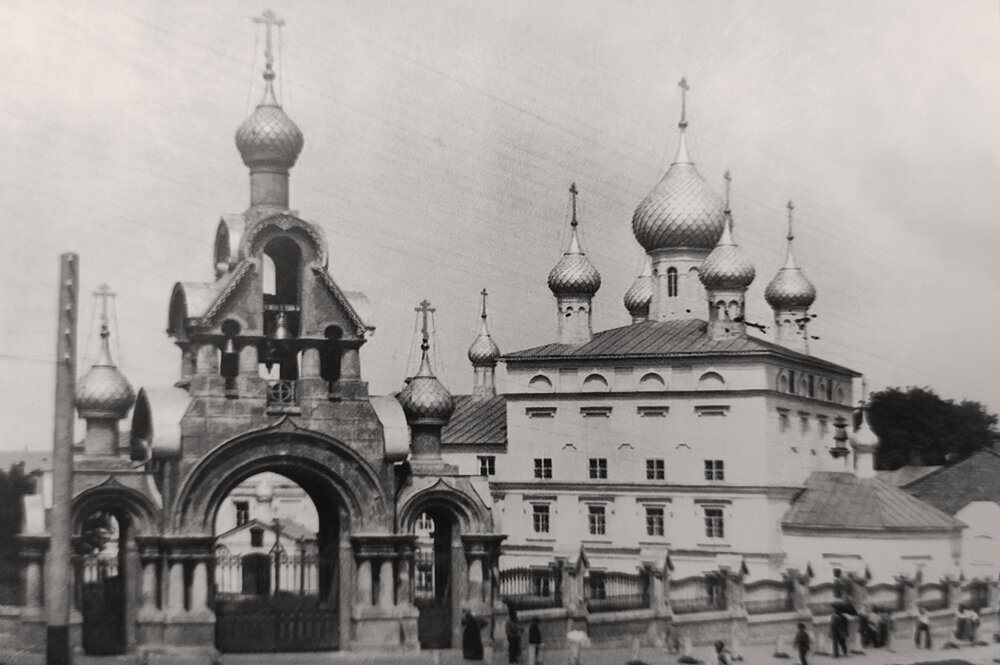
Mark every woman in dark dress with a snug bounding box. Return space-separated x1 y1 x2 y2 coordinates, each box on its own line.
462 610 484 661
505 605 522 663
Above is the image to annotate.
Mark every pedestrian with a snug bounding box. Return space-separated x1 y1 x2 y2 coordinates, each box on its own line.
914 605 931 649
882 609 894 650
505 604 522 664
713 640 732 665
830 610 848 658
462 609 484 661
793 622 811 665
527 617 543 665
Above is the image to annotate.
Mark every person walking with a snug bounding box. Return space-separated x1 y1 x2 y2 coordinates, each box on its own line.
462 609 484 661
831 610 849 658
793 622 811 665
505 605 522 664
527 617 543 665
914 605 931 649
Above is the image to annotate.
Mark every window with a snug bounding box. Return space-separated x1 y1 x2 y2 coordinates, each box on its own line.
531 571 551 598
587 505 606 535
646 459 665 480
645 506 665 537
532 504 550 533
666 267 678 298
788 370 796 394
235 501 250 527
588 458 608 479
416 512 434 532
704 460 725 481
478 455 496 477
704 507 725 538
249 525 264 547
534 458 552 479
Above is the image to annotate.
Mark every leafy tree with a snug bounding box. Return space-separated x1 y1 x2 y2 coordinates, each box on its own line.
868 387 999 470
0 462 36 601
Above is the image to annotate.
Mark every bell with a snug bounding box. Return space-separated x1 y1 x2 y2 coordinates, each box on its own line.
272 311 292 340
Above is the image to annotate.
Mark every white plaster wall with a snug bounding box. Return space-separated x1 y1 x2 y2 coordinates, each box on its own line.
956 501 1000 579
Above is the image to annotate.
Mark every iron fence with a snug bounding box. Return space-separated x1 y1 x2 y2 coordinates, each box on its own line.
499 567 561 610
585 570 648 613
744 578 793 615
669 575 726 614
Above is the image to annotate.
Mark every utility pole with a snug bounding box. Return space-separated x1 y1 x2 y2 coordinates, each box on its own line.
47 253 77 665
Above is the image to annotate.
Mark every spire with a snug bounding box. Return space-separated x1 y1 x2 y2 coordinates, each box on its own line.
253 9 285 104
783 200 798 269
674 77 691 164
723 169 732 213
94 284 116 367
567 181 583 253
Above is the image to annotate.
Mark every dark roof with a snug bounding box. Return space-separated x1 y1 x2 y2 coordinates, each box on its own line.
503 319 858 375
441 395 506 446
877 465 942 487
904 448 1000 515
782 472 964 532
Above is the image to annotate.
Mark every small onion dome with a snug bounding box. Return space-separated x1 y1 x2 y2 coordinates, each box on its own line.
468 299 501 367
632 129 726 252
397 351 455 426
623 256 653 317
235 72 304 172
765 203 816 308
699 214 755 290
851 409 880 449
547 225 601 296
75 327 135 419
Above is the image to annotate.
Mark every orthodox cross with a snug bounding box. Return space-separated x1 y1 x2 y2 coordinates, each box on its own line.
569 182 579 228
253 9 285 76
786 200 795 242
415 299 435 349
480 288 489 320
678 77 689 129
94 283 115 334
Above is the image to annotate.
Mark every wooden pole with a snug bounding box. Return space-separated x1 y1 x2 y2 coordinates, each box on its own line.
47 253 77 665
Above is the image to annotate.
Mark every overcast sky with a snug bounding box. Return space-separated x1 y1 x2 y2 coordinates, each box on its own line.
3 0 1000 450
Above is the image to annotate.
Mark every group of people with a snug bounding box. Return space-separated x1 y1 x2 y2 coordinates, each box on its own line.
953 604 980 643
461 607 543 663
858 606 895 648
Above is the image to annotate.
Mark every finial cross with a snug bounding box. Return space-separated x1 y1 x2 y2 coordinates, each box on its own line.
723 170 732 210
569 182 579 227
253 9 285 74
94 283 115 331
786 200 795 241
415 299 435 348
480 288 488 319
678 77 689 129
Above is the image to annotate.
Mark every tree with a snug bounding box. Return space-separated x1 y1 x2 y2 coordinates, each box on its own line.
868 387 999 470
0 462 36 602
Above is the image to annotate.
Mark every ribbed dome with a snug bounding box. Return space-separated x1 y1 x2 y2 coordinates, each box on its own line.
468 305 501 367
76 328 135 419
623 256 653 317
699 215 755 290
632 131 726 252
235 77 304 172
548 226 601 296
765 207 816 309
398 352 455 426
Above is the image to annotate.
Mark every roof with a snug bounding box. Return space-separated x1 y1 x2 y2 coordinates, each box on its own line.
877 465 942 487
217 516 316 542
504 319 858 375
441 395 507 446
904 447 1000 515
781 471 964 532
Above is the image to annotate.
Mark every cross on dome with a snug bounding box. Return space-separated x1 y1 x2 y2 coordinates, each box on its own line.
252 9 285 82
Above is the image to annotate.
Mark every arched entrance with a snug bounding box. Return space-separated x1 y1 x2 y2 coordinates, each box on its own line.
212 471 341 652
413 507 461 649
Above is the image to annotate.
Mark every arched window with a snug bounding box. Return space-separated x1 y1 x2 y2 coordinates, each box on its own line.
582 373 610 392
528 375 553 393
697 371 725 390
262 237 301 307
666 267 678 298
778 374 789 392
639 373 665 391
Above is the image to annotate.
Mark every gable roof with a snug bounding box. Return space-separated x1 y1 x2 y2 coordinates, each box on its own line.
216 516 316 542
782 471 964 532
903 447 1000 515
504 319 858 375
877 465 942 487
441 395 506 446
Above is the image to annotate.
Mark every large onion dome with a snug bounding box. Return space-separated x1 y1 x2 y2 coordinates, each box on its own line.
235 69 304 172
76 326 135 419
398 344 455 426
699 212 755 290
468 292 501 367
623 255 653 318
764 202 816 309
548 184 601 296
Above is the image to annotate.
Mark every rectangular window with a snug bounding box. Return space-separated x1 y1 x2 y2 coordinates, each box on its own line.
645 506 665 537
478 455 496 477
704 460 725 481
587 505 606 535
646 459 665 480
588 458 608 479
788 370 796 394
534 458 552 479
704 507 725 538
532 504 550 533
235 501 250 527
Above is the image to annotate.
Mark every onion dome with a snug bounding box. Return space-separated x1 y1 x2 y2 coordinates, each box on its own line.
235 64 304 172
547 183 602 296
699 173 755 290
76 325 135 419
764 201 817 309
632 78 726 252
468 289 501 367
398 305 455 426
623 255 653 317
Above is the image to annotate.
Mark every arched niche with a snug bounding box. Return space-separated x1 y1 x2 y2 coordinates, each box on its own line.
638 372 665 391
528 375 553 393
697 371 726 391
582 373 609 392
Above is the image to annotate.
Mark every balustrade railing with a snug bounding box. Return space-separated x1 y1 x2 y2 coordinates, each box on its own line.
670 575 726 614
585 570 648 613
744 578 793 615
499 567 561 610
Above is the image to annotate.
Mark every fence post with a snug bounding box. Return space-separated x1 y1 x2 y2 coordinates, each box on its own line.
896 575 917 614
723 567 745 615
787 568 809 615
564 549 588 631
945 576 961 611
987 579 1000 614
553 558 565 608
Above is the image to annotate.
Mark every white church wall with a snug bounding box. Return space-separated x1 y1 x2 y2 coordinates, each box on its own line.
956 501 1000 579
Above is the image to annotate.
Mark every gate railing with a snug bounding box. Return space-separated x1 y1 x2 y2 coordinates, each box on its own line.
215 550 321 597
499 566 561 610
744 578 793 615
585 569 648 613
669 575 726 614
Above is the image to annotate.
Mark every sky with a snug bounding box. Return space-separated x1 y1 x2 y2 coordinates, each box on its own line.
3 0 1000 450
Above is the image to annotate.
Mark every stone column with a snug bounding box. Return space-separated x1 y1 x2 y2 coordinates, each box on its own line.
900 577 918 614
467 554 484 604
398 551 412 606
356 558 372 606
167 561 185 613
946 577 961 610
194 342 219 375
238 342 258 374
180 346 195 382
24 559 42 608
141 560 158 611
191 561 209 612
301 344 322 378
379 558 395 608
725 570 746 614
341 347 361 380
